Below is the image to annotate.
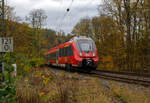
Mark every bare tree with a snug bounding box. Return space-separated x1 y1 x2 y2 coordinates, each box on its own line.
0 3 18 21
26 9 47 29
26 9 47 57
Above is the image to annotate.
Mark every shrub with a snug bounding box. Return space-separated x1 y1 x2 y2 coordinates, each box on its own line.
0 53 16 103
29 58 45 67
16 84 40 103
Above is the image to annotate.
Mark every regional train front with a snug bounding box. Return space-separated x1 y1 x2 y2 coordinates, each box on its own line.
72 36 99 70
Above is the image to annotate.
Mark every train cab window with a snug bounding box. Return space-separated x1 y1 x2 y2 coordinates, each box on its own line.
80 43 92 52
77 39 95 53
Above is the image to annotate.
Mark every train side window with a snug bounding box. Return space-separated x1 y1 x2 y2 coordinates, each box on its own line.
47 55 49 60
67 46 70 56
67 45 73 56
63 48 65 57
61 48 62 57
47 54 50 60
59 46 72 57
66 47 68 56
46 55 48 60
63 48 65 56
64 46 69 56
52 53 54 60
51 53 53 60
64 47 67 56
59 48 62 57
61 48 63 57
48 54 50 60
59 49 60 57
54 52 56 60
66 47 69 56
49 54 52 60
67 47 69 56
70 45 73 56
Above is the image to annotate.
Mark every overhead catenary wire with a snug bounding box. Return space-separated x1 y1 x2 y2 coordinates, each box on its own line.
56 0 74 33
58 0 74 26
55 0 99 36
54 0 64 29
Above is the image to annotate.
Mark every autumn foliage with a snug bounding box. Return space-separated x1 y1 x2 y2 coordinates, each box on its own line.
72 0 150 72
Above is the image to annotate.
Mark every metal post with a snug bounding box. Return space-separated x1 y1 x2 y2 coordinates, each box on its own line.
1 0 5 81
2 62 4 73
2 0 5 37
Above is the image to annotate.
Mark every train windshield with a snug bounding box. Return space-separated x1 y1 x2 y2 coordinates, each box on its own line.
77 39 95 52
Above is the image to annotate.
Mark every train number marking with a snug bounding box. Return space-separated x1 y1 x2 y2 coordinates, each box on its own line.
0 37 13 52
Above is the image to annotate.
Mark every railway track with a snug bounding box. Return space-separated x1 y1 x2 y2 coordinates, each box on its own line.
90 70 150 87
44 65 150 87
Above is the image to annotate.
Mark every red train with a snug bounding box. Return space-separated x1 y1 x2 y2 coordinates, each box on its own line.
45 36 99 71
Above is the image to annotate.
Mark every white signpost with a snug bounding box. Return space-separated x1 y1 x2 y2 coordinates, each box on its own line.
0 37 13 79
0 37 13 52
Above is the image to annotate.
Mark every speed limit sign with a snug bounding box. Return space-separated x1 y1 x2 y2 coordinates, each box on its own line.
0 37 13 52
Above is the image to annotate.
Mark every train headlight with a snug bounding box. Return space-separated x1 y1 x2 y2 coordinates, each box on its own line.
80 52 82 56
93 52 95 56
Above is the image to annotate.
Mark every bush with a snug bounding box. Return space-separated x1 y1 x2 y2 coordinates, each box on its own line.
16 84 40 103
15 54 32 75
15 54 45 75
0 53 16 103
29 58 45 67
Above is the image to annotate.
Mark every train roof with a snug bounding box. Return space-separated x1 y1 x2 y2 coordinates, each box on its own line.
71 36 93 41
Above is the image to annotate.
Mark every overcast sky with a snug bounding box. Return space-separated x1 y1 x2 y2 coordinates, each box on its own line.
8 0 101 34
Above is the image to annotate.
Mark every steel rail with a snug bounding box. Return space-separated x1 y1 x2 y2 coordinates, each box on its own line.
43 65 150 87
94 70 150 78
90 71 150 87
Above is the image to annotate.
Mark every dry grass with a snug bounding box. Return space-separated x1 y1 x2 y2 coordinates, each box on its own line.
108 82 150 103
16 68 150 103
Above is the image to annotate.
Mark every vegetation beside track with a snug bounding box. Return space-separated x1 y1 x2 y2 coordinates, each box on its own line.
15 68 150 103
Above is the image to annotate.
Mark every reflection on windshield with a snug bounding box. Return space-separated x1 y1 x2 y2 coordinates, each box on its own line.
77 39 95 52
80 42 92 52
